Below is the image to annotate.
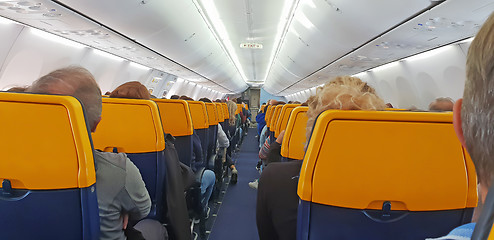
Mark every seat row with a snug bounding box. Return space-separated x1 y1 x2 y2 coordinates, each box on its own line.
262 103 478 239
0 92 232 239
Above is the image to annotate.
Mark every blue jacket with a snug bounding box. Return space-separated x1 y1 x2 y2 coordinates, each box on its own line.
256 112 266 136
191 132 204 172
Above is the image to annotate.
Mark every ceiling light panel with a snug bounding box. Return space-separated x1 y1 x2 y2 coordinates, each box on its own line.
263 0 432 94
0 0 237 93
57 0 248 93
276 0 493 95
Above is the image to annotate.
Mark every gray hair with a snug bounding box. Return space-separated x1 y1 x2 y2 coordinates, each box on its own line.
428 97 454 111
29 66 102 131
462 12 494 186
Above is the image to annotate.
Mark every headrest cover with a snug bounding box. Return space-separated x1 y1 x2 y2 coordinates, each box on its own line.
154 99 193 137
0 92 96 189
298 110 477 211
92 98 165 153
188 101 209 129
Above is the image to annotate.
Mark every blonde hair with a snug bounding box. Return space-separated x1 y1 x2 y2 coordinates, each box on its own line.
227 100 237 126
110 81 150 100
462 12 494 186
306 76 386 143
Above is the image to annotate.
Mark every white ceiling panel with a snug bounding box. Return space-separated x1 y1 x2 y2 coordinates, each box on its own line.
265 0 433 94
55 0 248 92
0 0 491 95
0 0 239 93
280 0 494 95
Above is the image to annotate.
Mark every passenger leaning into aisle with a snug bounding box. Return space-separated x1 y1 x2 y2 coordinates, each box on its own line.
28 67 167 240
226 100 240 183
249 100 286 190
256 76 387 240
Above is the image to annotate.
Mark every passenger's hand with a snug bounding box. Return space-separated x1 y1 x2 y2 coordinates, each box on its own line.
122 213 129 230
276 130 285 144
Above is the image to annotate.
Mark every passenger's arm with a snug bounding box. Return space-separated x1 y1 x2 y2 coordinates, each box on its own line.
123 158 151 221
259 136 271 160
266 130 284 164
217 124 230 148
192 133 204 164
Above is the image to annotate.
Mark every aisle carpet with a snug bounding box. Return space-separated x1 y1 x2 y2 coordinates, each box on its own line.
208 129 260 240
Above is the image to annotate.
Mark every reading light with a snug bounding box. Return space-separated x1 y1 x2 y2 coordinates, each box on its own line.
30 28 85 49
193 0 249 82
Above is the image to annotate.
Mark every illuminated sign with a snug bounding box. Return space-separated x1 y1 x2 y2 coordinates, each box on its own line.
240 43 263 49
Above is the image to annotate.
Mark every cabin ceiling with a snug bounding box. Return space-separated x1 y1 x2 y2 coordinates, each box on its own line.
0 0 492 96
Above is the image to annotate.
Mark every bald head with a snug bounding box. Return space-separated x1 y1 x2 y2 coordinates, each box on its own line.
429 97 454 112
29 66 102 131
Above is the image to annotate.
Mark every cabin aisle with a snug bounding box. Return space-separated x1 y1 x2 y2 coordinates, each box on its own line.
208 128 260 240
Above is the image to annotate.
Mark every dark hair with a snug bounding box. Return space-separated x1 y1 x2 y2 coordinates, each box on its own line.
110 81 150 100
198 97 212 103
179 95 194 101
6 86 27 92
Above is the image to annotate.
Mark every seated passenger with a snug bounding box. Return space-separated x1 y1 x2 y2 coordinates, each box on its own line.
28 67 166 240
111 81 197 239
256 76 386 240
181 101 215 219
198 97 238 180
191 132 216 220
6 86 27 92
256 103 266 137
429 97 454 111
179 95 194 101
427 11 494 240
110 81 150 99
